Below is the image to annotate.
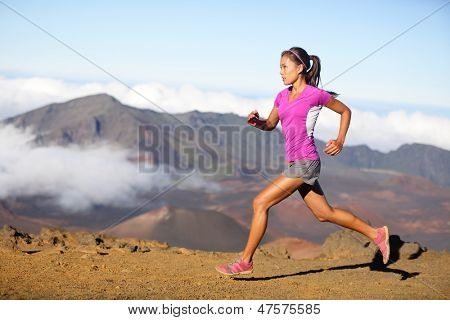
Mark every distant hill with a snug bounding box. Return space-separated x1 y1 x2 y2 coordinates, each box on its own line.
334 143 450 188
2 93 449 186
106 205 249 251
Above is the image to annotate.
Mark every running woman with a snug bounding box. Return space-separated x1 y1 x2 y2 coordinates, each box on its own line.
215 47 390 276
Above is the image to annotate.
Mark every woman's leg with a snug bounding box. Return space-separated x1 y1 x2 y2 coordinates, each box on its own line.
298 181 378 240
241 175 305 263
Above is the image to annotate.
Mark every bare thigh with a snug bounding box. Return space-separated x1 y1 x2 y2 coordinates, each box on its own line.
253 175 305 210
297 180 333 221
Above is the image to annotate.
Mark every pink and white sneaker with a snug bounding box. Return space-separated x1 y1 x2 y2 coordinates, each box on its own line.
215 257 253 276
374 226 390 264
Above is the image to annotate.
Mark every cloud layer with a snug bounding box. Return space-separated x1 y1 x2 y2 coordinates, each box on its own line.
1 75 449 152
0 124 221 213
316 108 450 152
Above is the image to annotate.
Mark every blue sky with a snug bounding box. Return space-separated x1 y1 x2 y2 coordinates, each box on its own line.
1 0 449 105
0 0 450 152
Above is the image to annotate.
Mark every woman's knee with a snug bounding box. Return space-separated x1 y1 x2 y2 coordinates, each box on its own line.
252 196 270 212
314 207 334 222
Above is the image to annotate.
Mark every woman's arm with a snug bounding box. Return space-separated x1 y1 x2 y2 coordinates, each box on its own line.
323 97 352 156
247 106 280 131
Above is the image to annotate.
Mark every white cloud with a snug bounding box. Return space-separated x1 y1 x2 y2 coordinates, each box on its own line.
0 124 221 213
0 75 274 120
0 75 449 152
316 108 450 152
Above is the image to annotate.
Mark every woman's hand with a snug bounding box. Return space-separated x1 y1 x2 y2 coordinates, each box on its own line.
324 139 344 156
247 110 266 128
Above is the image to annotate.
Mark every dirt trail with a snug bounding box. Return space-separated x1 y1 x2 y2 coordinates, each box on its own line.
0 225 448 299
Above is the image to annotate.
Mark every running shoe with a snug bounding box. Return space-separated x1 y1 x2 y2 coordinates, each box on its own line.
215 257 253 276
374 226 390 264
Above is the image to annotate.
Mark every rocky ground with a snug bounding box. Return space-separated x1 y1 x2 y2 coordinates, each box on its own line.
0 224 448 299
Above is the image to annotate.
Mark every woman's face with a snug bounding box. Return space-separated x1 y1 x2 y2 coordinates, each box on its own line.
280 55 303 85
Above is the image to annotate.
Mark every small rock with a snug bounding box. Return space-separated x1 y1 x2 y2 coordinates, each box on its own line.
321 229 373 259
138 246 151 253
38 227 68 247
126 245 138 253
1 225 32 244
99 244 112 250
90 265 99 271
1 225 17 237
177 248 194 255
117 242 128 249
76 232 104 246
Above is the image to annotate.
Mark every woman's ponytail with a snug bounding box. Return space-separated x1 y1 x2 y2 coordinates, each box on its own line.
306 55 320 87
307 55 339 98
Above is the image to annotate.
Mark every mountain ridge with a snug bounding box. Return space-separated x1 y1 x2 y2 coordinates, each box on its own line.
2 92 447 186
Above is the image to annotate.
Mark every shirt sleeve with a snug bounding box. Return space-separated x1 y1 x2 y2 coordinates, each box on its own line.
274 91 282 108
317 89 332 106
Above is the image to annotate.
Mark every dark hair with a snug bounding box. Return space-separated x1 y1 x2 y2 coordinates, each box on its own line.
281 47 339 98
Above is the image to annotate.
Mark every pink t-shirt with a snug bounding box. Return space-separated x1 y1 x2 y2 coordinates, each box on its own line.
274 85 332 161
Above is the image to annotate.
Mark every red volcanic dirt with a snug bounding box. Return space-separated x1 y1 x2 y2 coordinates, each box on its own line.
1 225 449 300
